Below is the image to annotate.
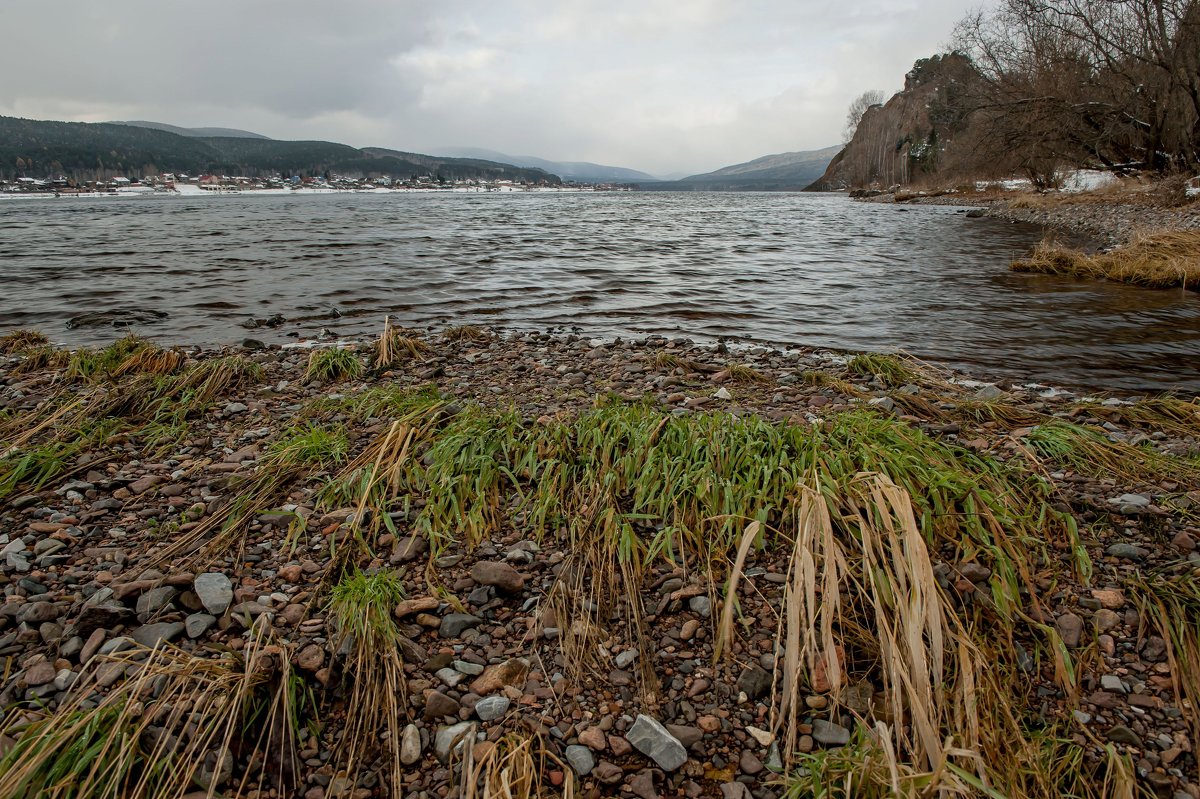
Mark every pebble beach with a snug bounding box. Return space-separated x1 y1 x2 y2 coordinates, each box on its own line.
1 326 1197 798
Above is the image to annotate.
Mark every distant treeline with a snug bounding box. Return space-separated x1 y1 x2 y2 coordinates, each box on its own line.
0 117 560 184
816 0 1199 189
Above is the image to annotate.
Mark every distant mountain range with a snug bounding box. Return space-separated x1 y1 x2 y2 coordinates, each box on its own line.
642 145 842 191
0 117 559 184
435 147 659 184
108 120 271 139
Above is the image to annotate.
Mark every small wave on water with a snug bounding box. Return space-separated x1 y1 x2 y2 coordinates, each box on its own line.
2 191 1199 392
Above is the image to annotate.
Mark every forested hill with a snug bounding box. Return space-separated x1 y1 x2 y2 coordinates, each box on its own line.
0 116 560 183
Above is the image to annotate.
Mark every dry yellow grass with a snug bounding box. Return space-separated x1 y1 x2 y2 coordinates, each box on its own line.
1011 230 1200 289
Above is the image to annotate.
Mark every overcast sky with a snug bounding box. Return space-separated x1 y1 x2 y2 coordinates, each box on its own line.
0 1 985 176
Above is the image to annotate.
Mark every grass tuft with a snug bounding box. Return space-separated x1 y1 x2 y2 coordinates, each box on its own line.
1024 419 1199 483
444 324 489 342
0 628 312 798
0 329 50 354
306 347 364 383
847 353 919 387
461 730 577 798
375 316 430 368
329 569 408 794
1012 230 1200 289
263 424 349 470
724 362 770 383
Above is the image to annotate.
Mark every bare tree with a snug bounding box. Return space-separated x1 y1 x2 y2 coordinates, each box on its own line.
954 0 1200 175
843 90 885 143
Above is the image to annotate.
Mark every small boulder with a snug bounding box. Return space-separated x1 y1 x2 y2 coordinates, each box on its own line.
469 561 525 593
193 573 233 615
626 715 687 771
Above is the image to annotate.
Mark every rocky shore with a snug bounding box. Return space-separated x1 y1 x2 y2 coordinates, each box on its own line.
0 326 1198 798
861 188 1200 246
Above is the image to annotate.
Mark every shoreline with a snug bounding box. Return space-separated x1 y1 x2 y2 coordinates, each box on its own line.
859 188 1200 246
1 326 1197 797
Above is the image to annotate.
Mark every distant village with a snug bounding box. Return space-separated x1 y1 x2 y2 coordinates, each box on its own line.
0 172 634 196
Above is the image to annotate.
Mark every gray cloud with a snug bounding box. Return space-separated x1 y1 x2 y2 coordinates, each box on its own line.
0 0 986 175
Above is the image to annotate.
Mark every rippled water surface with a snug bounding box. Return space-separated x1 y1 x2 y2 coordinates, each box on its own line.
2 191 1199 391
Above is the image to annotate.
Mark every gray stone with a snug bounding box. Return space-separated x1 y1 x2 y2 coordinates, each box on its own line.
1105 543 1148 561
565 744 595 776
434 721 474 761
688 596 711 618
974 384 1004 401
185 613 217 638
1100 674 1128 694
439 613 482 638
53 668 76 691
1110 493 1150 508
474 695 511 721
626 714 687 771
721 783 753 799
98 636 136 656
615 649 638 669
867 396 895 412
1056 612 1084 648
812 719 850 746
131 622 185 649
0 539 26 557
1106 725 1142 747
736 665 772 699
436 667 465 688
193 573 233 615
400 723 422 765
453 659 485 676
714 387 732 401
17 601 62 624
470 561 525 593
136 586 178 616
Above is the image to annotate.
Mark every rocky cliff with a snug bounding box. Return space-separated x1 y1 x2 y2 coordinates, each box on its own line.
808 54 983 191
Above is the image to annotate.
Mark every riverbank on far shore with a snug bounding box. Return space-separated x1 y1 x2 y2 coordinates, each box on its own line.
860 181 1200 246
0 326 1197 797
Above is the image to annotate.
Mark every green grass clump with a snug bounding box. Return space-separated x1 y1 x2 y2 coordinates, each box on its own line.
305 348 364 383
329 569 406 646
0 422 117 500
329 569 408 794
1025 419 1199 483
305 384 444 422
1132 569 1200 746
1077 395 1200 438
263 424 349 470
652 351 706 372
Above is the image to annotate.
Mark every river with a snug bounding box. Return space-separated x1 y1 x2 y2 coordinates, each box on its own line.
2 191 1198 391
